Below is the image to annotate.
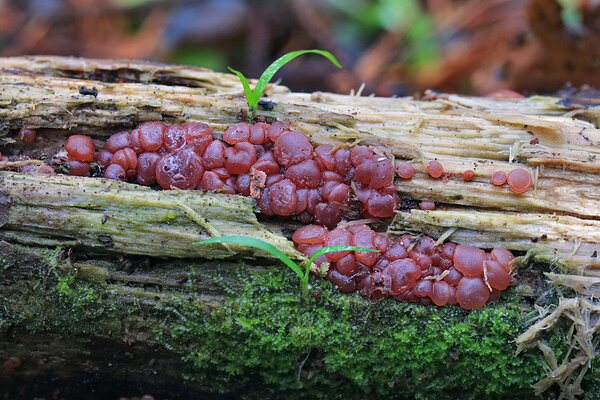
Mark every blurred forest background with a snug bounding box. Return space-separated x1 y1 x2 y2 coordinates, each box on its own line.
1 0 599 96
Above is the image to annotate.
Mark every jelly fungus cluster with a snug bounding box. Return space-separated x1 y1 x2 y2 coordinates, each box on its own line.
66 121 400 227
293 224 514 309
52 120 520 310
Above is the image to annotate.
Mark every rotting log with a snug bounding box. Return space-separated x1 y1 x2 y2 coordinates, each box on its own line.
1 56 599 399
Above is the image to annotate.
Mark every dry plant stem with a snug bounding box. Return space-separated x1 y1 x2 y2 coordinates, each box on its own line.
0 160 44 167
515 295 599 398
0 171 303 261
514 271 600 399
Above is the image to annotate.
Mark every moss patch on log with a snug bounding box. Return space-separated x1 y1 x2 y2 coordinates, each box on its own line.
1 257 142 340
3 242 599 399
156 268 547 399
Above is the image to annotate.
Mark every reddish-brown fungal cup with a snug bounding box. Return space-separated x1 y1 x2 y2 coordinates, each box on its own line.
456 277 490 310
63 120 518 312
453 245 486 277
507 168 532 194
19 128 37 143
427 161 443 178
419 201 435 210
491 170 507 186
463 170 475 181
66 135 95 162
396 162 415 179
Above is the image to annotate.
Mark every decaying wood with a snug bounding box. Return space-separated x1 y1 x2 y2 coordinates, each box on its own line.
1 56 600 399
0 56 599 270
0 171 301 261
390 209 600 269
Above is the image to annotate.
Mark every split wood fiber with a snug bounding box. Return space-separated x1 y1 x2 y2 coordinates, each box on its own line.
0 171 300 260
0 56 598 269
1 56 600 399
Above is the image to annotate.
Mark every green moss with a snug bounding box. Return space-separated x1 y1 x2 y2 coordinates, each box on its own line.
2 242 594 398
155 267 547 399
3 261 140 338
583 362 600 400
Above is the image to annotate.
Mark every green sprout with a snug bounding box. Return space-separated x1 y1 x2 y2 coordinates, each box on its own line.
194 236 377 300
228 49 342 120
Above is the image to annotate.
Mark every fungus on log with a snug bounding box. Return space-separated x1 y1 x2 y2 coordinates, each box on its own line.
1 56 599 400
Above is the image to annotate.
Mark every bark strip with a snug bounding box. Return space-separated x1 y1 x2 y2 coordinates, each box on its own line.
0 171 302 260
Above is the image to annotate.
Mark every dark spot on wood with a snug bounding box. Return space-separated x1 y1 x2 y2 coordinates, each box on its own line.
577 128 591 143
237 108 248 120
90 164 105 177
119 257 133 273
97 233 114 247
79 86 98 97
258 100 274 110
54 163 71 175
281 227 295 240
592 251 597 258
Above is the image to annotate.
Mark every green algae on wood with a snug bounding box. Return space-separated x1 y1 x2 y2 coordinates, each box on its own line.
0 171 303 261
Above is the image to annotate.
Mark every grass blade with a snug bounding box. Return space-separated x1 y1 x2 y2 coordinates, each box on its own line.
252 50 342 107
227 67 255 111
194 236 304 279
308 245 379 267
